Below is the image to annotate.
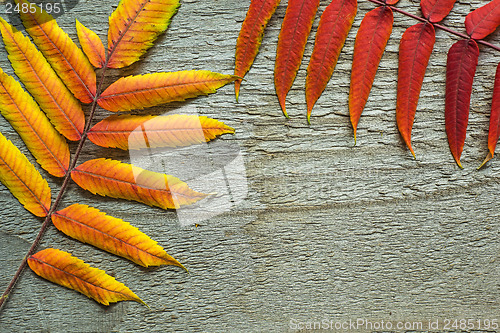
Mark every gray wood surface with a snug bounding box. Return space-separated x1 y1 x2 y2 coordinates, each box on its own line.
0 0 499 332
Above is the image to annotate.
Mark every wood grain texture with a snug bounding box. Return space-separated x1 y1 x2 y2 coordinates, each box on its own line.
0 0 499 331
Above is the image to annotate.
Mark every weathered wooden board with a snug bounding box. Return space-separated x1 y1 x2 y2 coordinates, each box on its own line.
0 0 499 332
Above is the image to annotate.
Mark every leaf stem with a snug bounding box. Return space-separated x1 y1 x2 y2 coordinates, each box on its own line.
0 62 109 313
366 0 500 52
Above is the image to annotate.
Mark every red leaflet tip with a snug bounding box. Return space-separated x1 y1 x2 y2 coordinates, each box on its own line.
478 152 493 170
410 147 416 159
351 117 359 145
278 98 288 118
402 136 416 158
234 79 241 102
454 157 463 169
306 105 313 124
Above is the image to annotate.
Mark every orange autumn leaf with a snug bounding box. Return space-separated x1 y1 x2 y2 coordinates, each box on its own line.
97 71 238 112
107 0 179 69
0 68 70 178
15 0 96 104
71 158 207 210
234 0 281 101
0 132 51 217
52 204 186 269
88 114 235 150
76 20 106 69
28 248 145 306
0 18 84 141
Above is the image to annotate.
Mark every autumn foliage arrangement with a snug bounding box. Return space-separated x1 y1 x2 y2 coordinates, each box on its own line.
0 0 498 314
234 0 500 168
0 0 237 308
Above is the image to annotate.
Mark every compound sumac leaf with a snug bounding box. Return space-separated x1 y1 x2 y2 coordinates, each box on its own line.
274 0 320 117
52 204 186 269
465 0 500 40
0 18 84 141
396 22 436 157
420 0 457 23
76 20 106 69
15 0 96 104
88 114 234 150
71 158 207 210
305 0 357 123
98 71 238 112
0 69 70 178
28 248 145 306
0 132 51 217
445 39 479 168
234 0 281 101
107 0 179 68
349 6 393 142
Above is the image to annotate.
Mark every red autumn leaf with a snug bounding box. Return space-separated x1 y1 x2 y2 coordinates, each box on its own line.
107 0 179 68
396 22 436 157
76 20 106 69
479 62 500 168
234 0 281 101
0 18 84 141
98 71 238 112
305 0 357 123
445 39 479 168
28 248 145 306
52 204 186 269
274 0 320 117
349 6 394 142
71 158 208 210
386 0 400 4
465 0 500 40
420 0 457 23
15 0 96 104
486 63 500 159
88 114 234 150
